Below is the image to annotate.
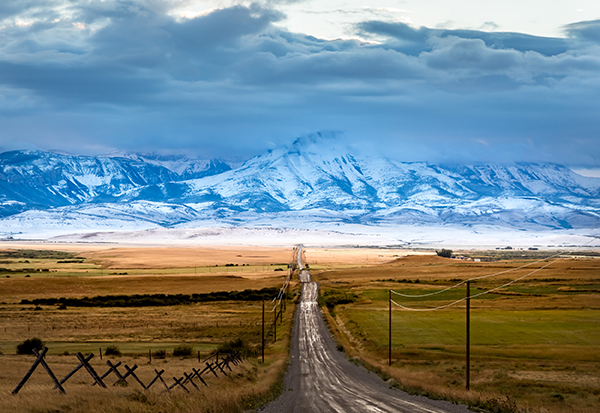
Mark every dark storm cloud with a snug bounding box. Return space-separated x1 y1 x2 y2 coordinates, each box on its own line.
0 2 599 167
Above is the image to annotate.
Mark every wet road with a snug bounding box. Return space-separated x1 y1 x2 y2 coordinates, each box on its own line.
261 246 471 413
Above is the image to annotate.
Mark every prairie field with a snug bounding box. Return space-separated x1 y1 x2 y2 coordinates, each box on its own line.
313 252 600 413
0 244 299 412
1 243 598 412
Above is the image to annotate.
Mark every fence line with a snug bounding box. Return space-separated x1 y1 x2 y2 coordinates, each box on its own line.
12 347 244 395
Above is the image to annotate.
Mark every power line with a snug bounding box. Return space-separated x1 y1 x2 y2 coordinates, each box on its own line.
391 259 558 311
391 236 597 299
391 252 563 298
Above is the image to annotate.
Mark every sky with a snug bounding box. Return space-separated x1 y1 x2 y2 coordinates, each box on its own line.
1 1 600 173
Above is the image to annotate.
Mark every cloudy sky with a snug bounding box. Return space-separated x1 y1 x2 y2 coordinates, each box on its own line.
1 0 600 172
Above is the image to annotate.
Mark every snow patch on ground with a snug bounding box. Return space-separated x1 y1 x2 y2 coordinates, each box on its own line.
4 222 598 250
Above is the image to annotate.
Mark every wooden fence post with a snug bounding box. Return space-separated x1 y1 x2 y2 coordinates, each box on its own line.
273 302 277 343
33 348 66 394
76 352 106 388
262 296 265 363
466 281 471 391
389 289 392 366
12 347 50 395
124 365 146 390
56 352 93 388
169 377 189 393
191 368 207 387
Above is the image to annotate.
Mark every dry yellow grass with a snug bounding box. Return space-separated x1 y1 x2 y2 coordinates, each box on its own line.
3 244 598 412
83 246 294 269
0 244 297 412
0 322 293 413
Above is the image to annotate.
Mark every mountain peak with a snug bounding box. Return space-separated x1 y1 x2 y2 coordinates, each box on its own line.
288 131 348 155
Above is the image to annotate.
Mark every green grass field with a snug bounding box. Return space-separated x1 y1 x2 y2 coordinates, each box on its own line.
318 254 600 413
343 307 600 358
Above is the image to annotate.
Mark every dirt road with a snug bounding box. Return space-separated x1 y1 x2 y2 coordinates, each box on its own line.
261 247 470 413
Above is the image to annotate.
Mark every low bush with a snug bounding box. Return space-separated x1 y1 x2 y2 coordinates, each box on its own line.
16 337 45 355
153 349 166 359
104 345 121 356
173 345 193 357
320 290 358 309
216 338 255 358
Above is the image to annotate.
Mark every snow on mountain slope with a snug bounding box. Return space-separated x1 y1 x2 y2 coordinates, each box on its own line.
0 150 177 213
0 201 202 238
147 132 600 229
1 132 600 236
170 132 473 212
120 153 234 179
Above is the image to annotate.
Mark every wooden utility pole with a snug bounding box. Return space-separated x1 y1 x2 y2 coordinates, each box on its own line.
389 289 392 366
261 297 265 363
274 302 277 342
466 281 471 390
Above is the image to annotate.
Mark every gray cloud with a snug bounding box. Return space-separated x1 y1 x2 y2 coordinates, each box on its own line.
356 21 571 56
563 19 600 43
0 2 599 167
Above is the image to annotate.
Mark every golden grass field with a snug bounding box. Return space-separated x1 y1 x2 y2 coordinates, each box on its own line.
0 243 302 412
0 243 598 413
312 252 600 413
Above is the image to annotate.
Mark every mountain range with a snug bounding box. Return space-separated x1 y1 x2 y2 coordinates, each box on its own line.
1 132 600 237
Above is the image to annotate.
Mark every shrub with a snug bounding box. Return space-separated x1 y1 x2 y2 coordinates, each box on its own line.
436 249 453 258
321 290 358 309
216 338 254 358
173 345 193 357
153 349 166 359
17 337 45 355
104 345 121 356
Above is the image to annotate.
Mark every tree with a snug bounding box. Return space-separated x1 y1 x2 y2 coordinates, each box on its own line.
436 249 453 258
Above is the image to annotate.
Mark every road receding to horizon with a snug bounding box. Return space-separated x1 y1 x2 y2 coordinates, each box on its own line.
260 247 471 413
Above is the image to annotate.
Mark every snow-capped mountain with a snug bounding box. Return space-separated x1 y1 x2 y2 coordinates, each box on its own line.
0 150 231 216
1 132 600 235
118 153 234 180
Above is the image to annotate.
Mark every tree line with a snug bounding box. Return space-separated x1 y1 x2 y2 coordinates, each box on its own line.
21 288 281 308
